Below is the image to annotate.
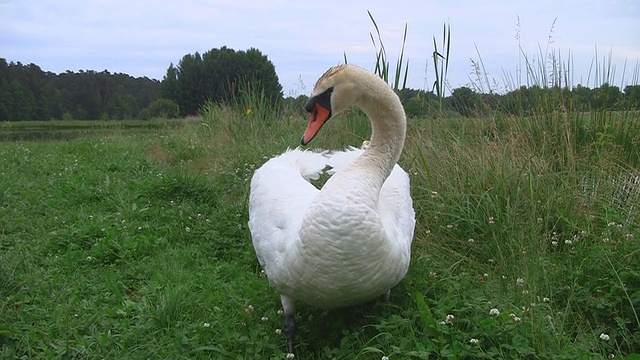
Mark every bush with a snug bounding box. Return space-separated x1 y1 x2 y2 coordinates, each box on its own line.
139 98 179 120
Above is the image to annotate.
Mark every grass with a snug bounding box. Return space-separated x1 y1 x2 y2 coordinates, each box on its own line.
1 101 639 359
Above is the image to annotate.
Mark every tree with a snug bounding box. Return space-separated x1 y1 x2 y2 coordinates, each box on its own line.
8 80 37 120
163 47 283 116
36 85 62 120
106 94 138 119
448 86 479 117
592 83 621 110
161 63 179 101
138 98 179 119
623 85 640 110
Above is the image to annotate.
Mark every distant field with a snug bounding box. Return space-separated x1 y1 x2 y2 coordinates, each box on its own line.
1 108 639 359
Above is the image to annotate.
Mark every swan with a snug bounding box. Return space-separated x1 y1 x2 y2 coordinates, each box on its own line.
248 64 415 354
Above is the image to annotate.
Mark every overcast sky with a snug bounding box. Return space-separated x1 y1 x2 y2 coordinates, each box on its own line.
1 0 639 96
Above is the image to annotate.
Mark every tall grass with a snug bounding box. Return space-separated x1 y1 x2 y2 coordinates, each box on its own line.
432 23 451 111
367 10 409 92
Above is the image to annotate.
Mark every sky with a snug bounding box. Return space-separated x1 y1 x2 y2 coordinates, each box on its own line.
1 0 639 96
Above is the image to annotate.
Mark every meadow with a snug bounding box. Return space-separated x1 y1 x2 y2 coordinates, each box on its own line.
1 96 639 359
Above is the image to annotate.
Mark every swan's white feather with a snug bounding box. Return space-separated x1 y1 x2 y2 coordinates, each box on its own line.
249 146 414 309
248 148 327 273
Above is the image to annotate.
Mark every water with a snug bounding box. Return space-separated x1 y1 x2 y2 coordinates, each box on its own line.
0 121 175 142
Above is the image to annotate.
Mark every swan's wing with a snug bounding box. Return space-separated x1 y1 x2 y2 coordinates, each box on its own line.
248 148 328 274
379 164 415 259
325 146 364 175
328 146 415 258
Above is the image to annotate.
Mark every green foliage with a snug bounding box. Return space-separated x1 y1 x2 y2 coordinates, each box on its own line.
138 98 180 120
0 58 160 121
162 47 283 116
432 23 451 112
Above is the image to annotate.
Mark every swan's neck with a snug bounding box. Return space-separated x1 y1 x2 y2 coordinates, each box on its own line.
353 82 406 185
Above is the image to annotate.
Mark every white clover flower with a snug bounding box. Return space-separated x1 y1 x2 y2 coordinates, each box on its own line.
261 316 269 322
516 278 525 286
381 356 390 360
185 226 191 233
203 322 210 328
468 238 475 243
543 297 550 303
275 328 282 335
489 308 500 316
445 314 455 324
599 333 610 341
277 309 284 315
564 239 572 245
286 353 295 359
469 338 479 345
509 314 522 322
488 216 495 224
551 241 558 246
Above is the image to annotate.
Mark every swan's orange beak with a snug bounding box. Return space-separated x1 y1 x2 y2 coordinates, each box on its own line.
301 103 331 145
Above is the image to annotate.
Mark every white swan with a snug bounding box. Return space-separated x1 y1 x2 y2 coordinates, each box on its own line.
248 64 415 354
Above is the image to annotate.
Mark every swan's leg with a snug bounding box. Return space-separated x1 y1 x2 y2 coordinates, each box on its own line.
382 289 391 301
280 295 296 355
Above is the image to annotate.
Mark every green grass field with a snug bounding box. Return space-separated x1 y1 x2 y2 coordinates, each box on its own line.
1 106 639 359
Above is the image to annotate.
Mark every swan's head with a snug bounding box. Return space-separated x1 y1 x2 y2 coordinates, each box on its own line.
301 65 360 145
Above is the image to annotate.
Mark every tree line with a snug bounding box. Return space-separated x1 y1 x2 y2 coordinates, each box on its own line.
1 52 638 122
0 59 163 121
397 83 640 119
